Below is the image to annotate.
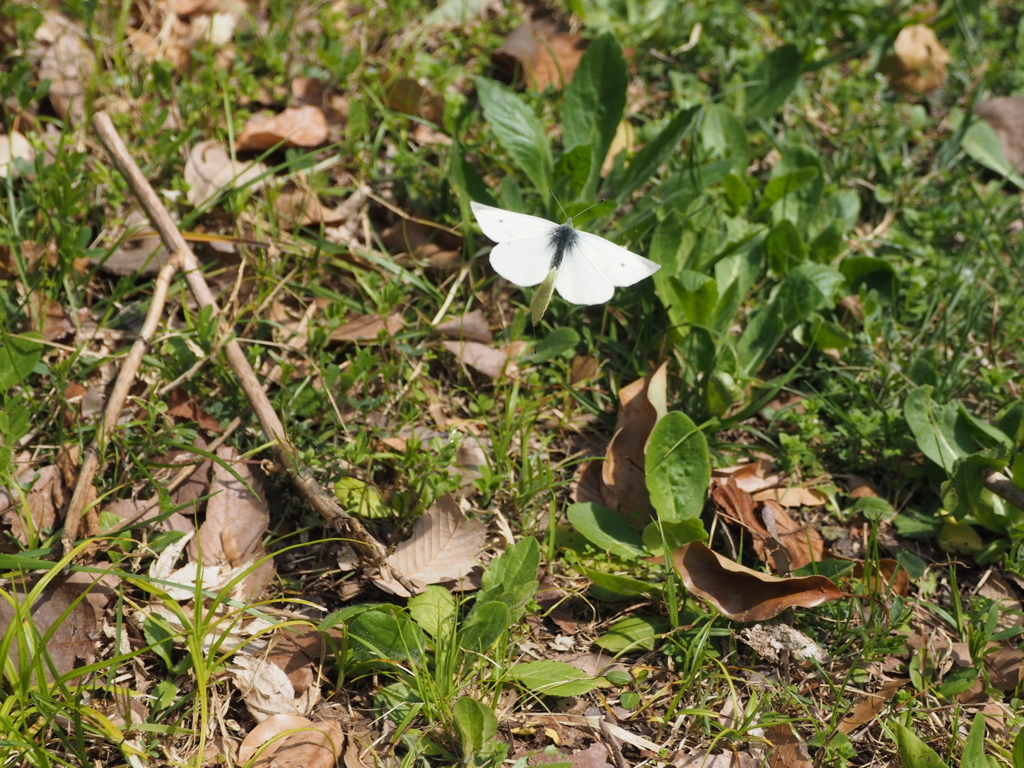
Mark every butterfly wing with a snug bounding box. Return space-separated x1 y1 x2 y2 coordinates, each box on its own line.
554 245 616 305
470 201 558 242
573 231 660 287
489 237 559 287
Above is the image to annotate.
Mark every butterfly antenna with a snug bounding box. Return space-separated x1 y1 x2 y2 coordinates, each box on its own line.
548 189 603 224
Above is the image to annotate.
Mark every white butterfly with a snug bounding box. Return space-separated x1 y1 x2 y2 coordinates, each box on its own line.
470 201 660 321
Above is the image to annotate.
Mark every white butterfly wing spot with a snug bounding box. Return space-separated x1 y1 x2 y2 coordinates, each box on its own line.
573 231 661 288
488 237 556 287
470 201 557 243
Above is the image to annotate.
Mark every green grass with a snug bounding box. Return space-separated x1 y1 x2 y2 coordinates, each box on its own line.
2 0 1024 766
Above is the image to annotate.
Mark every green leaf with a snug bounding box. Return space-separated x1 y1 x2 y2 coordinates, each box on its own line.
961 714 987 768
701 103 749 172
963 120 1024 191
894 724 947 768
566 503 646 560
476 77 552 193
522 327 579 363
508 660 599 696
0 333 43 393
454 696 498 755
595 615 670 653
943 451 1023 535
1012 727 1024 768
764 146 824 230
745 44 802 121
645 412 710 525
766 219 807 274
579 566 660 598
561 33 628 197
346 607 425 665
143 614 175 671
460 601 510 653
904 387 977 472
477 537 539 620
334 476 393 518
612 106 700 203
407 585 456 639
840 255 897 305
641 518 707 555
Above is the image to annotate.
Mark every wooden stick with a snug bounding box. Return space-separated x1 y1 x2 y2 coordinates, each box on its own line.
85 113 410 591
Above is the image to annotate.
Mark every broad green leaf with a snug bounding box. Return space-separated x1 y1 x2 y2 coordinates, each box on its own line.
424 0 488 25
407 585 456 639
963 120 1024 191
1012 727 1024 768
962 714 987 768
477 537 539 620
567 502 646 560
701 103 749 172
642 518 707 554
523 327 579 363
346 607 425 665
460 601 510 653
579 566 660 598
943 451 1024 535
476 77 552 193
508 660 599 696
553 144 592 201
646 412 710 525
454 696 497 754
745 44 802 121
0 333 43 393
670 270 718 327
595 615 670 653
904 387 976 472
766 146 824 230
452 146 495 207
561 33 627 197
840 256 897 304
334 476 392 518
894 724 947 768
612 106 700 203
766 219 807 274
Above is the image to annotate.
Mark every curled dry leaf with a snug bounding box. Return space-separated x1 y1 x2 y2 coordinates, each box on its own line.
194 446 275 600
750 485 828 508
712 478 825 571
236 105 329 151
0 132 35 179
671 541 845 622
442 339 524 379
238 713 344 768
837 678 908 733
0 582 98 682
331 312 404 343
880 24 950 94
492 18 587 91
36 21 95 124
975 97 1024 170
373 493 486 596
184 140 267 208
98 210 173 277
591 361 668 525
435 309 493 344
273 181 351 228
739 623 829 666
229 653 319 722
0 464 65 545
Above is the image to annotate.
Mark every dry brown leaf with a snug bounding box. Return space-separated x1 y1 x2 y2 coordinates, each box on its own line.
442 339 524 379
273 181 351 228
229 653 319 722
567 743 612 768
238 714 344 768
0 131 35 179
331 312 404 343
194 446 274 600
380 218 462 273
236 106 329 151
166 388 223 432
436 309 494 344
672 752 756 768
975 97 1024 170
837 678 908 733
98 210 173 276
765 723 811 768
600 361 668 526
0 582 97 682
570 355 600 384
984 646 1024 692
0 465 65 545
387 78 444 125
492 18 587 91
712 479 824 570
37 23 94 124
672 541 845 622
751 486 828 508
184 140 267 208
27 293 74 342
374 493 486 596
851 558 910 597
880 24 950 94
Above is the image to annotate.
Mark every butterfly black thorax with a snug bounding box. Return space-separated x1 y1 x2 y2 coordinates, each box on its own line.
548 222 579 270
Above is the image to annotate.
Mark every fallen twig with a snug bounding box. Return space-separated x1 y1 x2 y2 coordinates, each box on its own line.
67 112 414 593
